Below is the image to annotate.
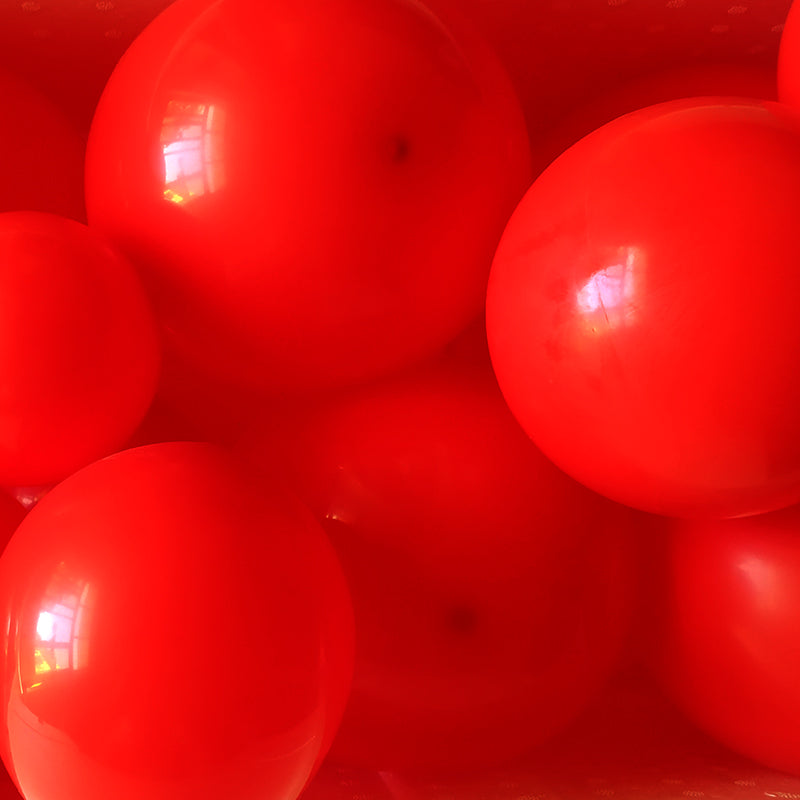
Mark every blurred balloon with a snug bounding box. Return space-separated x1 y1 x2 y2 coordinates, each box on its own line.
536 62 777 175
0 490 23 551
241 362 642 770
0 212 160 486
0 67 86 220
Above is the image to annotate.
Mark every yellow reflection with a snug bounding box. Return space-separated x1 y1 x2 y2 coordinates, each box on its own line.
576 247 639 330
161 99 226 206
23 565 94 693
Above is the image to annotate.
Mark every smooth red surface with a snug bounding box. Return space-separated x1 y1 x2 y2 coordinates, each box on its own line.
535 62 778 176
0 68 85 221
0 492 23 552
779 1 800 108
656 506 800 776
0 442 354 800
487 98 800 520
0 212 160 487
241 361 642 770
85 0 531 393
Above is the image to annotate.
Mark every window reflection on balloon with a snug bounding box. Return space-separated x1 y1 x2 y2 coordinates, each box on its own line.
161 100 226 206
26 566 93 693
576 248 639 328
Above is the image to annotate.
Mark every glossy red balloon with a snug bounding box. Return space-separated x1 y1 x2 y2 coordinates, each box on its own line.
487 98 800 520
0 68 86 221
779 0 800 109
536 63 777 175
0 212 160 487
242 362 641 770
656 505 800 776
0 442 354 800
85 0 531 392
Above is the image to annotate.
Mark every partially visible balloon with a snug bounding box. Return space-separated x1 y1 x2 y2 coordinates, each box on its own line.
657 506 800 776
0 212 160 487
779 0 800 110
0 490 23 551
537 62 777 175
0 68 85 220
242 363 641 770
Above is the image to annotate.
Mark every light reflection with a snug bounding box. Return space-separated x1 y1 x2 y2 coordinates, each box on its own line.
26 564 94 690
161 99 226 206
576 247 639 329
737 556 779 613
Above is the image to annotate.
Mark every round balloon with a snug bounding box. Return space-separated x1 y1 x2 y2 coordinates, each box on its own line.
0 212 160 487
241 362 641 769
487 98 800 520
656 505 800 776
0 442 354 800
85 0 531 392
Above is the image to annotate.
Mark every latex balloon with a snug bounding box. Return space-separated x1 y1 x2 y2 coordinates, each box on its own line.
0 212 160 487
0 442 354 800
0 490 23 550
241 362 641 770
487 98 800 520
779 0 800 109
85 0 531 393
0 68 86 221
536 62 777 175
656 505 800 776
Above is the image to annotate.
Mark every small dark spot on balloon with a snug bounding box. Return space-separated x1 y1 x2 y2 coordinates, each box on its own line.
447 605 478 634
391 136 411 163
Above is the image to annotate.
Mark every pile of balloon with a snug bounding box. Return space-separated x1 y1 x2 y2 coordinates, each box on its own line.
4 0 800 798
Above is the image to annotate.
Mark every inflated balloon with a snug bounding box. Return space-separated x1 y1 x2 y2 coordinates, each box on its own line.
241 362 641 769
537 62 777 174
657 506 800 776
0 68 86 221
0 490 23 550
779 0 800 109
0 212 160 487
85 0 531 392
487 98 800 520
0 442 354 800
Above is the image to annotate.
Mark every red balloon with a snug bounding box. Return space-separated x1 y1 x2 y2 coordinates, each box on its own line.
0 442 354 800
0 212 160 487
656 505 800 776
487 98 800 520
780 0 800 109
84 0 531 393
0 490 23 550
242 362 640 770
0 68 86 221
536 62 777 175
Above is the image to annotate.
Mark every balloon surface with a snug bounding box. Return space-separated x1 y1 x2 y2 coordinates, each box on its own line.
0 68 86 221
0 212 160 486
85 0 531 392
487 98 800 519
0 442 354 800
242 362 641 769
656 505 800 776
779 0 800 109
